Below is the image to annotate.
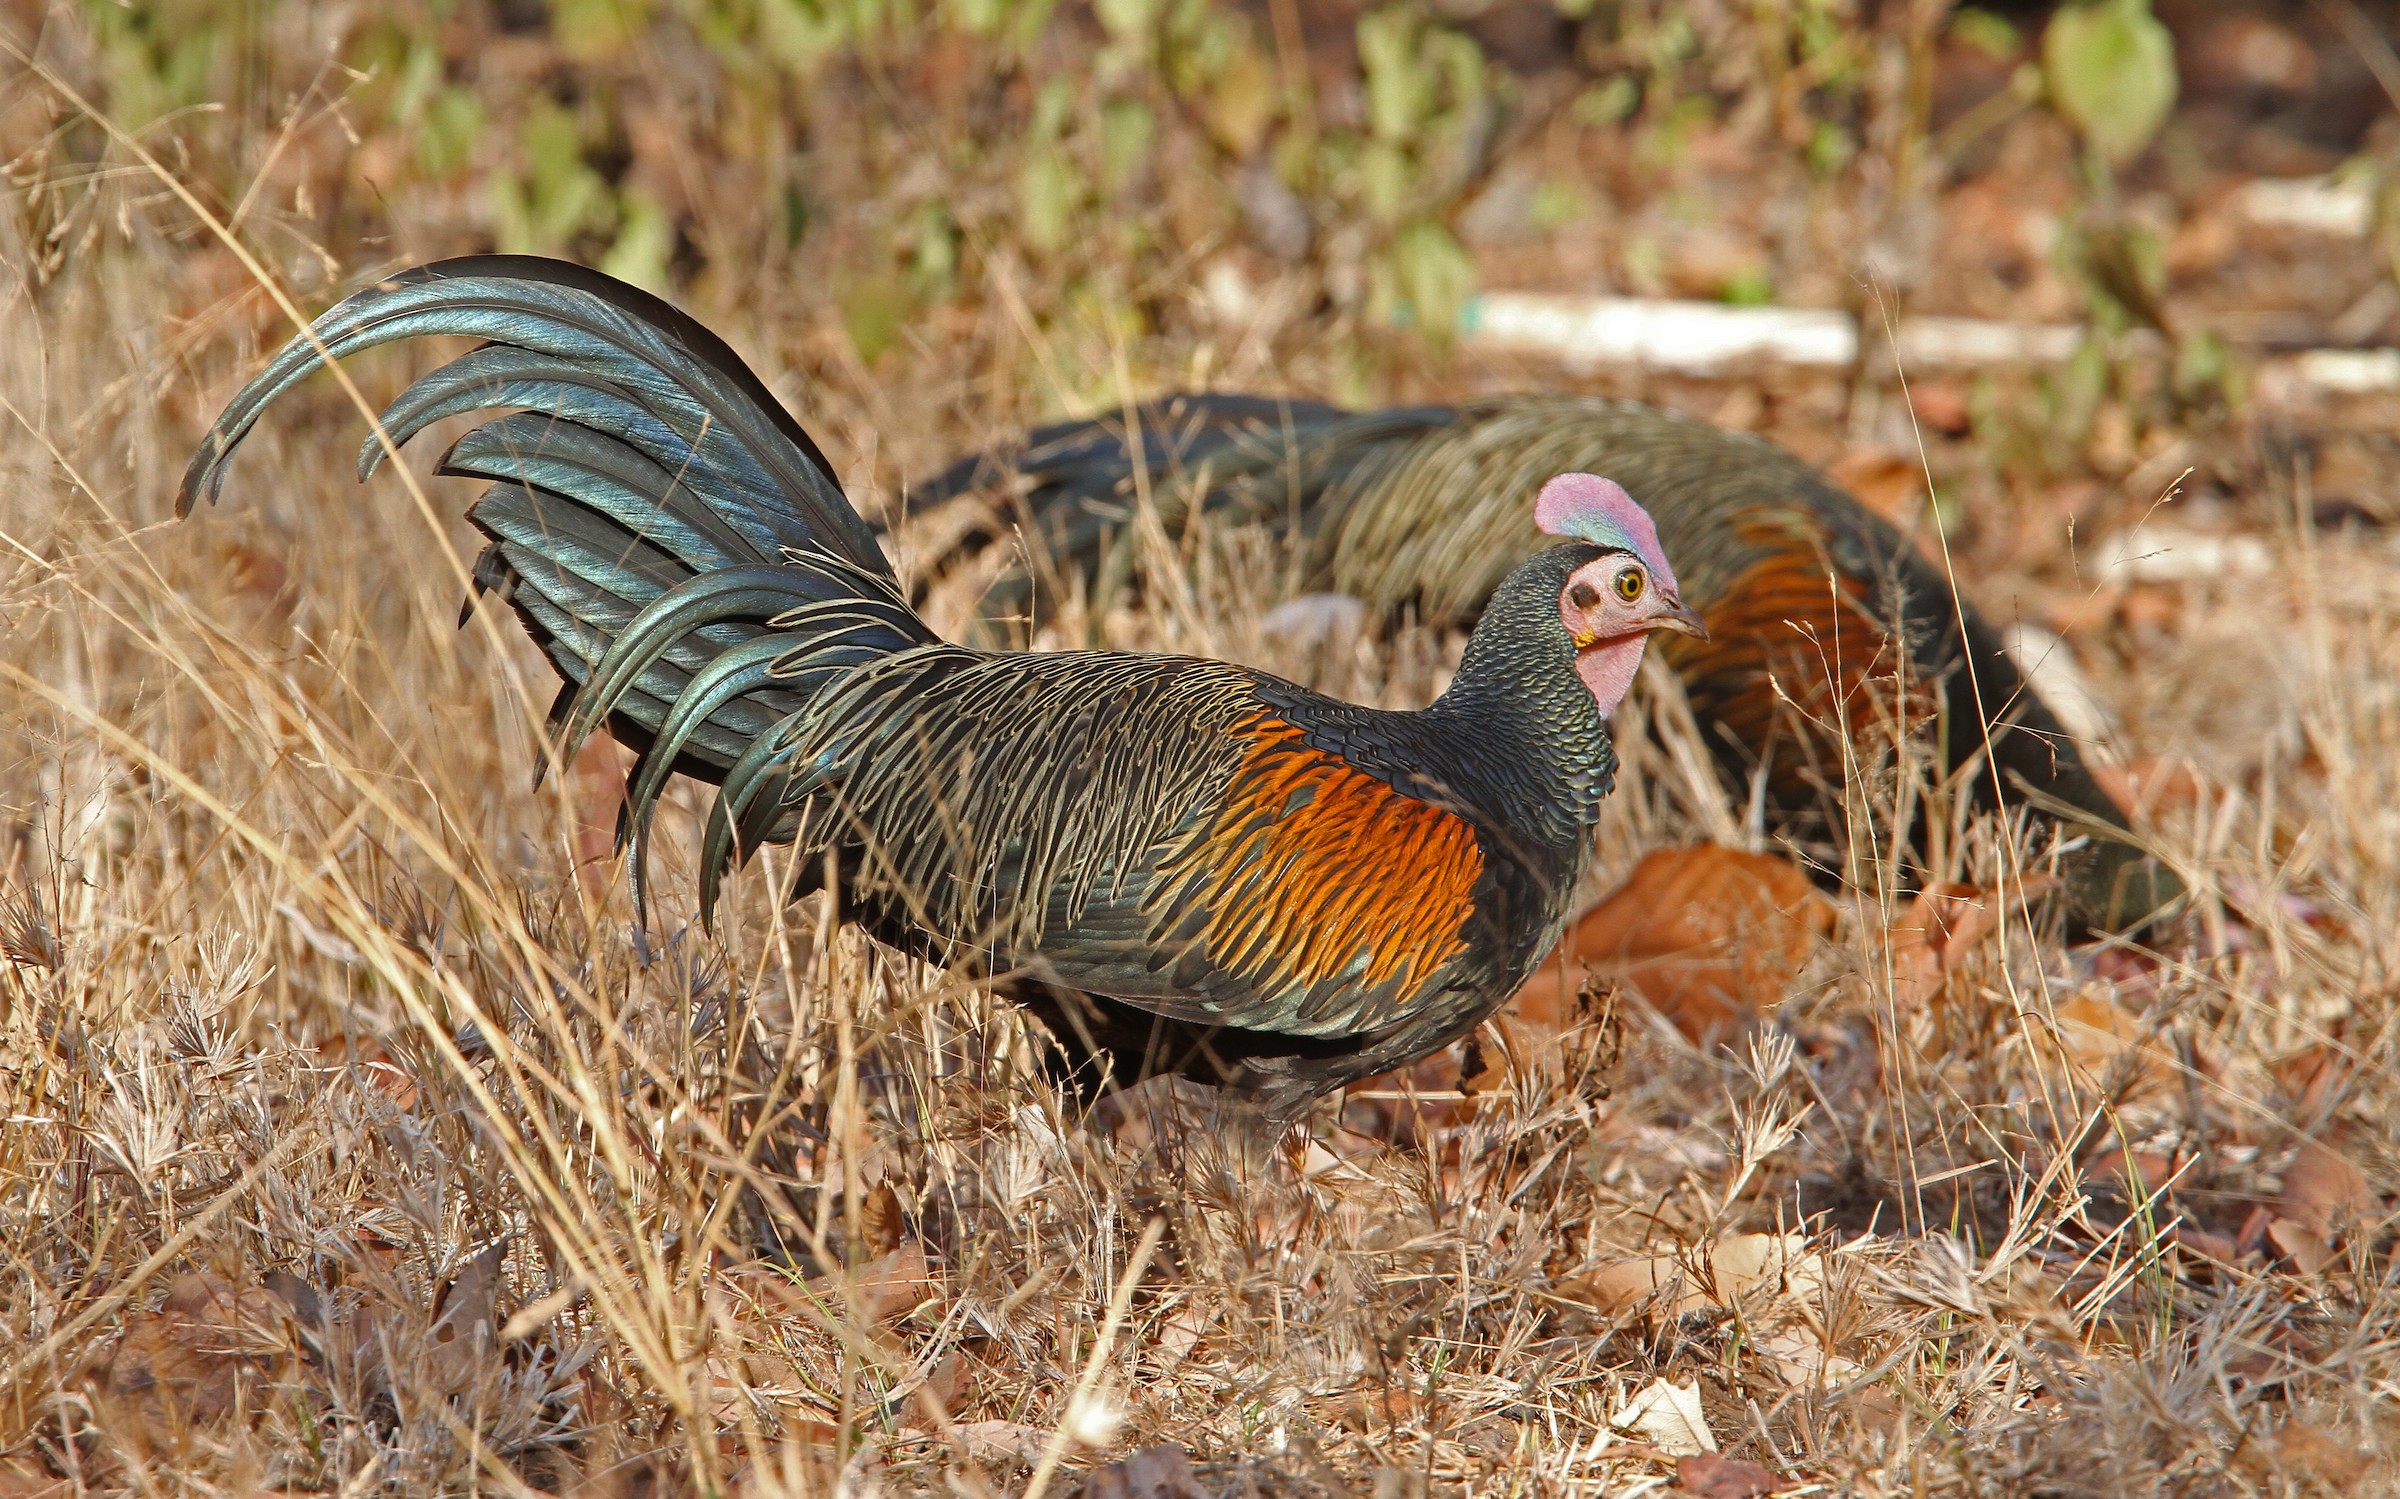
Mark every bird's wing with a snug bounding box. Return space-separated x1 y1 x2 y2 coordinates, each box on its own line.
1024 705 1488 1039
736 650 1486 1039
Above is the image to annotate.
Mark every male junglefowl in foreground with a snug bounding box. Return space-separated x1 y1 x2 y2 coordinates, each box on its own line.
914 394 2184 936
181 257 1704 1122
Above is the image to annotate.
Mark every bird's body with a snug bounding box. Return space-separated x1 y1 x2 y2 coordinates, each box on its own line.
183 258 1694 1120
916 393 2182 933
756 557 1615 1113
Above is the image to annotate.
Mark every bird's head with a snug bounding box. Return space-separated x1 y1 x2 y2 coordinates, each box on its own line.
1535 473 1708 716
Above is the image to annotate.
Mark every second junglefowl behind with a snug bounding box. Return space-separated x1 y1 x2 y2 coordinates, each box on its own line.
914 393 2183 935
181 257 1702 1121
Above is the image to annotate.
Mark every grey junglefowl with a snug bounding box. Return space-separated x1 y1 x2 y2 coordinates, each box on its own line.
912 393 2183 935
180 257 1704 1121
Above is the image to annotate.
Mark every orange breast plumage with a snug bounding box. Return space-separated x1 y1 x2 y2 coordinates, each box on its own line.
1149 712 1484 1008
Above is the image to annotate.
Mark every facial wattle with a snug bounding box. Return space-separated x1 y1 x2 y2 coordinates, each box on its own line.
1574 631 1651 717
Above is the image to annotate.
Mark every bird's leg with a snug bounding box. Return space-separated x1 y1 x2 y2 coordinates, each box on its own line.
1204 1091 1307 1184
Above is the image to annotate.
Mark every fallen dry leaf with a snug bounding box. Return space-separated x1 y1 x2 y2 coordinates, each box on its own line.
569 734 634 877
1518 845 1831 1040
1560 1232 1823 1323
1150 1303 1209 1373
2161 1221 2241 1266
2278 1134 2381 1241
860 1181 908 1258
1905 379 1973 436
2082 1146 2179 1196
2235 1419 2376 1494
2190 14 2317 95
2086 755 2205 818
1331 1386 1423 1432
805 1240 938 1323
1751 1327 1860 1388
0 1456 66 1499
311 1033 419 1111
1676 1452 1793 1498
955 1419 1051 1465
1611 1376 1715 1456
420 1241 513 1397
2266 1216 2334 1277
1079 1442 1210 1499
1886 877 2059 1007
706 1350 826 1427
1828 447 1926 524
211 534 297 630
2044 993 2184 1101
88 1273 307 1454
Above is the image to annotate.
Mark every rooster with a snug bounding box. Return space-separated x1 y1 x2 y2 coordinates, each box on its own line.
181 258 1703 1120
914 393 2182 935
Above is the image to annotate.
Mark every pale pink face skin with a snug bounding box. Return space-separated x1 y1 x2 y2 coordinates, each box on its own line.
1557 552 1706 714
1532 473 1708 717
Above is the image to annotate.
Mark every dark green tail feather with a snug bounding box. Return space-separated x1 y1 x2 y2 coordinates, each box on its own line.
181 256 937 925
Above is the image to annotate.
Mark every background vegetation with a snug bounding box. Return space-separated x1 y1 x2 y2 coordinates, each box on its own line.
3 0 2399 1494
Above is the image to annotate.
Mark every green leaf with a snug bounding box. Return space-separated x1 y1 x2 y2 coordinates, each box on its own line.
2171 328 2232 405
1805 119 1852 178
1427 28 1485 121
2043 0 2176 166
1092 0 1157 43
1529 180 1585 233
1360 140 1412 223
1388 218 1475 338
946 0 1005 34
1016 148 1082 254
492 101 613 255
416 87 486 178
909 203 960 300
1358 8 1428 143
1100 99 1155 193
757 0 849 76
2044 333 2110 442
1720 267 1773 306
1006 0 1064 52
552 0 653 62
389 38 444 125
840 270 915 363
600 188 674 292
1572 76 1638 128
1029 76 1075 141
1951 6 2021 60
1160 0 1236 92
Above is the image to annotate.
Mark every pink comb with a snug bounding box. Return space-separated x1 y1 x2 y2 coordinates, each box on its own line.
1534 474 1677 591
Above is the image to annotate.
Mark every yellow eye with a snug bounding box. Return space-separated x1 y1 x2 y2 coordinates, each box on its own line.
1614 567 1646 603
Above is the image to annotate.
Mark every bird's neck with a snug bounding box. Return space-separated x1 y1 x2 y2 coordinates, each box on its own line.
1573 633 1650 717
1418 550 1618 845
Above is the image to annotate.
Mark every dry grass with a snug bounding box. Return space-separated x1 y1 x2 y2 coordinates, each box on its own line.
5 3 2400 1495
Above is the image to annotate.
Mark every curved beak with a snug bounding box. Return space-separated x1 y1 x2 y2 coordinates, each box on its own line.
1649 592 1710 641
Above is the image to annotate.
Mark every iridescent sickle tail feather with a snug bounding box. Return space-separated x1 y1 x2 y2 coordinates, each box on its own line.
180 256 935 915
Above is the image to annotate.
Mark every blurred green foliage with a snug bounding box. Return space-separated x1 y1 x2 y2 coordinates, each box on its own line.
1949 6 2019 62
50 0 1931 384
79 0 236 128
2035 0 2234 414
2042 0 2177 171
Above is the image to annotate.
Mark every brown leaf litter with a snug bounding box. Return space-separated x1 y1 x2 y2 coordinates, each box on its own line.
1516 844 1834 1040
